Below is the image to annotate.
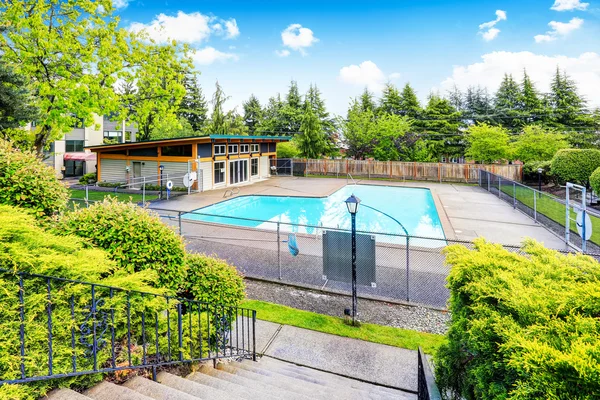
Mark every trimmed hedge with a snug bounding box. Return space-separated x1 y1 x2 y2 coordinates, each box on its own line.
0 139 69 217
78 172 97 185
58 198 187 292
590 167 600 195
550 148 600 186
183 253 245 308
435 239 600 399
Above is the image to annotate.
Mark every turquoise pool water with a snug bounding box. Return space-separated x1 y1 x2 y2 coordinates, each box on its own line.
184 185 446 246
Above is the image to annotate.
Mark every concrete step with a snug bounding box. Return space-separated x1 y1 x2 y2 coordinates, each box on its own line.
123 376 202 400
202 364 312 400
157 371 237 400
44 388 92 400
252 357 415 400
84 381 154 400
187 370 281 400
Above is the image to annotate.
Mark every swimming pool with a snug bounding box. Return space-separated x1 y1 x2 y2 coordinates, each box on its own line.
183 185 446 246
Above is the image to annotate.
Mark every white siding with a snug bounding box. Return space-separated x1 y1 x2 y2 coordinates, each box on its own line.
141 161 158 178
260 156 270 179
199 161 213 191
160 161 189 188
101 159 127 183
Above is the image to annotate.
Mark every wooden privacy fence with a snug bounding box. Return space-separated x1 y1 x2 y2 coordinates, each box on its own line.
291 159 522 183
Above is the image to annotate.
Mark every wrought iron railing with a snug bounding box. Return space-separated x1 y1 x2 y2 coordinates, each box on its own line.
0 268 256 386
418 347 442 400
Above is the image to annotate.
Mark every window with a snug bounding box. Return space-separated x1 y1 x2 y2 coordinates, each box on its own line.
250 144 259 153
240 144 249 154
214 161 225 185
228 144 238 154
65 140 84 152
161 145 192 157
214 144 226 156
251 158 259 176
103 131 122 144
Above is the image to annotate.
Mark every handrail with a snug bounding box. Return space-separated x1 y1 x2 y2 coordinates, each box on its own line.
347 173 357 186
0 268 257 386
418 347 442 400
223 187 240 198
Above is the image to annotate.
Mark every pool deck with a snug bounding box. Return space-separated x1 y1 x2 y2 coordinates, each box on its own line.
149 176 568 250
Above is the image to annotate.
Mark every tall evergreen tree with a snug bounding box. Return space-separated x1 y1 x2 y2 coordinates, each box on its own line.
549 67 586 126
357 88 377 113
520 70 542 116
205 81 230 134
177 73 207 132
306 84 336 154
398 83 422 118
378 83 402 115
279 80 303 134
494 73 522 129
422 94 464 160
296 100 325 159
464 86 493 124
0 60 39 144
242 94 263 135
257 94 286 134
447 85 464 112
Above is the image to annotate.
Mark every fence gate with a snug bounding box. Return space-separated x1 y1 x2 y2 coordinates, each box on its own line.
566 183 592 252
271 158 293 176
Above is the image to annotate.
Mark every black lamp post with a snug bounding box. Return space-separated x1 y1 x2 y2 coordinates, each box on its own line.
159 165 165 199
344 194 361 326
537 167 543 198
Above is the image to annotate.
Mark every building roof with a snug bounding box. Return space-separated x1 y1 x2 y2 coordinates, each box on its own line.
86 134 291 151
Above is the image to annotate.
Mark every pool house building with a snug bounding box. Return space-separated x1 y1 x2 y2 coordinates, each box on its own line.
87 135 291 191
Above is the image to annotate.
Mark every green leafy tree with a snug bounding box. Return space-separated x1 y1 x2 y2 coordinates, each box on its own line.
225 110 249 135
306 84 337 155
279 80 304 134
150 116 196 139
340 100 378 159
464 86 493 124
276 141 300 158
257 94 286 134
204 81 230 134
243 94 263 135
372 113 413 161
178 73 208 132
465 123 511 163
0 60 39 143
512 125 569 163
296 101 325 158
378 83 402 115
550 149 600 187
0 0 135 154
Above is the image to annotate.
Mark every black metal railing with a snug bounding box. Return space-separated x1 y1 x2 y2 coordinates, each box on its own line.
418 347 442 400
0 268 256 386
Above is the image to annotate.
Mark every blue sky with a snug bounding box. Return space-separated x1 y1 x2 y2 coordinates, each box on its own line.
116 0 600 116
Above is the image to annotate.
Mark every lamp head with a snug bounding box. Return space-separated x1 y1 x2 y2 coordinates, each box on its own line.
345 194 361 214
538 168 543 174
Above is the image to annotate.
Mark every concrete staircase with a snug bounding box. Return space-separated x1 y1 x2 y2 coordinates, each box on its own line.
45 356 416 399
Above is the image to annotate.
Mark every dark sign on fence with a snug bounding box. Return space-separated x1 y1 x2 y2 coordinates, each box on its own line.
322 230 376 287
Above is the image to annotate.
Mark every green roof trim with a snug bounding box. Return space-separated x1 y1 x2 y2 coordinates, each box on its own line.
85 134 291 149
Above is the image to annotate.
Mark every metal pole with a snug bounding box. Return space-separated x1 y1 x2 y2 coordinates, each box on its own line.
178 211 182 236
534 190 537 222
582 187 587 253
513 183 516 209
406 236 410 302
487 171 490 192
538 172 542 195
252 310 257 362
565 187 570 246
85 185 89 203
277 222 282 280
142 178 146 204
498 177 501 198
351 213 357 325
159 168 163 199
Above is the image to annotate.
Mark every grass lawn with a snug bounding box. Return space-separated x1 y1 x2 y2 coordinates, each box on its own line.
498 183 600 246
69 188 157 203
241 299 445 354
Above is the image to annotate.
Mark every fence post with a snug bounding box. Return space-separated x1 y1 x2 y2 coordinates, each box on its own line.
277 222 281 280
177 303 183 361
142 178 146 204
252 310 257 362
513 183 516 209
478 169 481 187
406 236 410 302
534 190 537 222
178 211 182 236
498 177 502 198
487 171 490 192
85 185 89 203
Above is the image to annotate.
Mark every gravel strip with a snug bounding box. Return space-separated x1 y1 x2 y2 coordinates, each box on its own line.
245 279 450 335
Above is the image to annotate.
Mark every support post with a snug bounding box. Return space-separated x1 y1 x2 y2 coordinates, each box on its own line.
406 236 410 302
277 222 281 280
498 177 502 198
252 310 257 362
513 183 516 209
85 185 89 203
178 211 182 236
565 187 570 246
351 213 357 325
142 178 146 204
534 191 537 222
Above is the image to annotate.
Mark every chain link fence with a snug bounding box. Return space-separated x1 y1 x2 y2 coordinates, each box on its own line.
479 169 600 254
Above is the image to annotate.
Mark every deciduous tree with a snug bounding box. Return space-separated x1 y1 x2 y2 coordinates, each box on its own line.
512 125 569 163
465 123 511 163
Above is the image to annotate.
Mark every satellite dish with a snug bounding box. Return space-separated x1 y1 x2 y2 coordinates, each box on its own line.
576 211 592 241
166 180 174 190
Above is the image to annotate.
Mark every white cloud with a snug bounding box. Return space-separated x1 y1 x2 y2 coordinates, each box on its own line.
128 12 240 44
338 61 387 92
440 51 600 107
535 17 584 42
281 24 319 55
113 0 129 10
275 49 291 58
551 0 589 11
191 47 239 65
478 10 507 41
482 28 501 41
389 72 402 80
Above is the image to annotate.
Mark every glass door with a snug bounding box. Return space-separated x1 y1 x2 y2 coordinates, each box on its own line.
229 159 249 185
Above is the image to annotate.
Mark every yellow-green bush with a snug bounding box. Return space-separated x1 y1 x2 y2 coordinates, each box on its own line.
183 253 245 308
435 239 600 399
58 198 187 292
0 139 69 217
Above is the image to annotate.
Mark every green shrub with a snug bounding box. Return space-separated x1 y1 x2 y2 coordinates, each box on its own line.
590 167 600 195
277 141 300 159
550 148 600 186
58 198 187 292
78 172 97 185
522 160 553 183
97 181 122 188
183 253 245 308
0 139 69 217
0 205 163 399
435 238 600 400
